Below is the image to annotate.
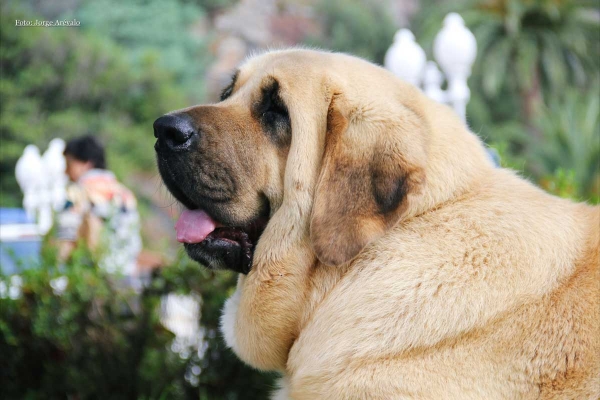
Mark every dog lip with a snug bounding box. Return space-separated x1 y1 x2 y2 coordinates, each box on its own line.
202 214 269 245
181 200 271 273
182 216 269 274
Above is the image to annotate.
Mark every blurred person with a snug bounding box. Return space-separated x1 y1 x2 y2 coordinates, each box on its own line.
57 135 142 286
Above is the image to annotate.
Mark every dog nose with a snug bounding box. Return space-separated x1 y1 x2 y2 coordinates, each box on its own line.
153 114 197 150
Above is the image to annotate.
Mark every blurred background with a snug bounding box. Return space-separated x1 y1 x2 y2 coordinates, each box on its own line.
0 0 598 399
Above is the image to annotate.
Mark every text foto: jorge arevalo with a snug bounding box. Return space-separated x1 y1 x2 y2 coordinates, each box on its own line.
15 19 81 27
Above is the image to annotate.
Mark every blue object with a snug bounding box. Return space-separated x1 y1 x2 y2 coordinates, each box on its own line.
0 207 34 224
0 208 41 275
486 147 501 167
0 241 41 275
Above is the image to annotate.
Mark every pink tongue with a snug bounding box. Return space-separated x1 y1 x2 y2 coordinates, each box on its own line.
175 210 218 243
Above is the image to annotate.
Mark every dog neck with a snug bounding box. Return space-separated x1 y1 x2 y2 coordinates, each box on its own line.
406 96 495 220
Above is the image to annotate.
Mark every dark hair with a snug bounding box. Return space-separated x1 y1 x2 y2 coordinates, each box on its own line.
63 135 106 169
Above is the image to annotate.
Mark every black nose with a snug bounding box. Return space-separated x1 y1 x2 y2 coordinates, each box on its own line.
153 114 197 151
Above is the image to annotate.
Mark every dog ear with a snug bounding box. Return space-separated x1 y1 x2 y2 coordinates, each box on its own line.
310 97 426 266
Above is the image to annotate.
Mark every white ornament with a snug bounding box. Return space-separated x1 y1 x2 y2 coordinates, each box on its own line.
42 138 67 211
15 145 44 222
433 13 477 120
385 13 477 121
384 29 426 87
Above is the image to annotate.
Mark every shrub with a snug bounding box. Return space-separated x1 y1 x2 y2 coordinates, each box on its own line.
1 236 275 400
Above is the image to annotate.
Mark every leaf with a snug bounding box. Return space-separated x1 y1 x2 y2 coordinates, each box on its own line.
540 31 568 91
481 38 513 96
514 34 539 90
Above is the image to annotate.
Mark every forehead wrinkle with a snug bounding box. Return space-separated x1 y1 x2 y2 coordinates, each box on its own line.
262 65 286 90
227 64 287 109
261 71 278 87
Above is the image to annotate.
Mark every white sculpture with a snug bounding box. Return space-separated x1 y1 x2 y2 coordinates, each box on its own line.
385 13 477 121
42 138 67 211
15 139 67 234
433 13 477 120
15 145 44 223
384 29 426 87
423 61 446 103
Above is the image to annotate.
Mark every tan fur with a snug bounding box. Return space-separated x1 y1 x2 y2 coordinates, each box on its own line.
195 49 600 399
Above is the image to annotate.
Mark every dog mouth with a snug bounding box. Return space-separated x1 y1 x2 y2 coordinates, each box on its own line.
157 155 270 274
175 207 269 274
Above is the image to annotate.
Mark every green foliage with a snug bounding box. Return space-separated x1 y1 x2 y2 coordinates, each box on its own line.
158 259 278 400
0 8 189 207
1 237 275 399
413 0 599 203
305 0 397 64
531 84 600 202
1 240 189 399
468 0 598 99
539 168 584 201
414 0 599 99
412 0 600 162
69 0 212 102
485 83 600 203
484 81 600 202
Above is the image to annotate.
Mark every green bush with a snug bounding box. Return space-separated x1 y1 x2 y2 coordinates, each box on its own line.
1 236 275 400
1 238 187 399
531 84 600 202
485 83 600 203
412 0 599 204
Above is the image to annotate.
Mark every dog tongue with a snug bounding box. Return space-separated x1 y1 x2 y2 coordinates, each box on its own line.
175 210 217 243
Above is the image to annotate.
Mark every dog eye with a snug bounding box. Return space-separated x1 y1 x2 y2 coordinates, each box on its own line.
257 80 291 146
220 85 234 101
220 71 239 101
259 82 288 123
262 96 288 118
261 96 289 130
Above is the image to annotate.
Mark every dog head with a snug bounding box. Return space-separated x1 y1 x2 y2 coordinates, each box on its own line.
155 49 491 272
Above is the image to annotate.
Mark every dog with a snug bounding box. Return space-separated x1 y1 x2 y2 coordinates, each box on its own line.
154 49 599 399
